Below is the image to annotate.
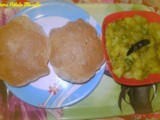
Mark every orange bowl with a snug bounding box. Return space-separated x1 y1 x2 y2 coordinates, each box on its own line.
102 11 160 86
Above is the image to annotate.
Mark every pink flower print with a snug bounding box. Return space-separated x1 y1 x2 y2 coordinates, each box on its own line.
38 102 46 108
0 7 20 27
49 84 60 95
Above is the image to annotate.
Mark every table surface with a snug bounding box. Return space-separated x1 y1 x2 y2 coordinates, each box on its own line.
0 0 160 120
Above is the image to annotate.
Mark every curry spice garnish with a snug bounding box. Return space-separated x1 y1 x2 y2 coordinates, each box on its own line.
127 39 150 56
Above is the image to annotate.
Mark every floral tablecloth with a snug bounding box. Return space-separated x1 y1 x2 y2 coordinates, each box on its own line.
0 0 160 120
